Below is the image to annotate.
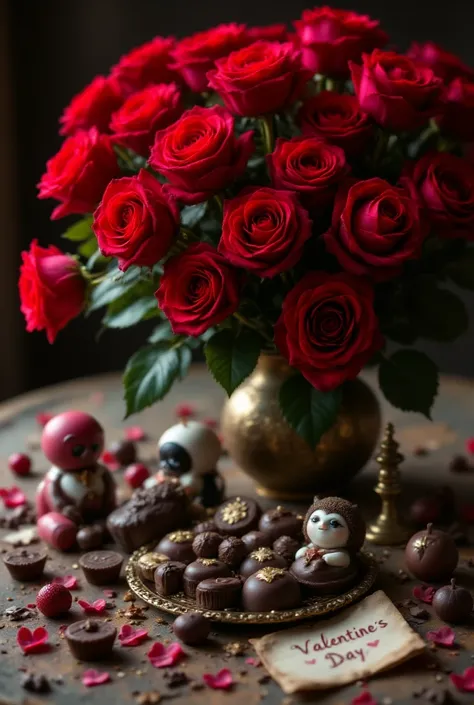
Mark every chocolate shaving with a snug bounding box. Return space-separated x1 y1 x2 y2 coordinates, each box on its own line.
4 606 35 621
164 671 189 688
21 673 51 693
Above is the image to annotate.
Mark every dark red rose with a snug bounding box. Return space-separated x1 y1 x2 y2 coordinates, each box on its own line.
247 24 289 43
149 105 254 205
324 177 426 281
111 37 179 94
19 240 86 344
407 42 474 83
293 7 387 79
156 243 242 336
171 23 248 93
350 50 444 132
93 169 179 270
437 78 474 142
298 91 374 159
207 41 311 117
59 75 123 136
411 152 474 240
37 128 120 220
275 271 383 392
268 136 348 211
110 83 183 156
218 187 311 277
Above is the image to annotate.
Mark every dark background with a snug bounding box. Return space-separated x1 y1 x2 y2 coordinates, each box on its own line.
2 0 474 400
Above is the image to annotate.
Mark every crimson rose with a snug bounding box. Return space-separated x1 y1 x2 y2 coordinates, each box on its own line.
149 105 254 205
207 41 311 117
218 187 311 277
437 78 474 143
59 75 123 136
298 91 374 159
156 243 242 336
247 24 289 42
350 50 444 132
274 271 383 392
110 83 183 156
268 136 348 211
407 42 474 83
93 169 179 270
111 37 179 94
19 241 86 344
37 128 119 219
293 7 387 79
324 178 426 281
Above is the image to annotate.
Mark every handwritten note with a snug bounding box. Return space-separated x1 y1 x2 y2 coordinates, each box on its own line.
250 590 425 693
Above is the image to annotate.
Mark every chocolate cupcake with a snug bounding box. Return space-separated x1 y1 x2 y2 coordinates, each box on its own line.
240 547 287 580
259 506 303 542
192 531 222 558
155 561 186 596
214 496 261 537
183 559 232 598
243 568 301 612
3 548 47 581
242 531 272 553
195 577 242 610
156 531 195 564
218 536 248 567
273 535 300 564
79 550 123 585
65 619 117 661
290 555 359 596
137 552 170 582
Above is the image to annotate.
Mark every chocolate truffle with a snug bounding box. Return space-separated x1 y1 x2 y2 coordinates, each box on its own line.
405 523 459 582
290 555 359 596
433 579 473 624
195 577 242 610
192 531 222 558
242 568 301 612
3 548 47 581
241 531 272 553
240 547 287 580
137 552 170 582
79 550 123 585
273 535 300 564
155 561 186 596
109 439 137 466
156 531 195 564
259 506 303 542
214 496 261 537
193 520 218 535
172 612 210 645
218 536 248 567
65 619 116 661
183 559 232 597
77 524 104 551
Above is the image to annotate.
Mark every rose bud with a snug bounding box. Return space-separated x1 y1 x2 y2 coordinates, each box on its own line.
437 78 474 143
59 75 123 136
111 36 179 94
407 41 474 83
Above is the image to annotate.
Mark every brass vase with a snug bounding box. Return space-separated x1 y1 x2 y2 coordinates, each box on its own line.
220 354 381 500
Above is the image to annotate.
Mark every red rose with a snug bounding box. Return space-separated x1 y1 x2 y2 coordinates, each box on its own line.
111 37 179 94
149 105 254 205
268 136 348 211
59 75 123 136
437 78 474 142
156 243 242 336
293 7 388 79
19 240 86 344
171 23 248 93
93 169 179 270
37 128 119 219
247 24 289 43
411 152 474 239
110 83 183 156
274 271 383 392
350 50 444 132
407 42 474 83
218 187 311 277
298 91 374 159
207 41 311 117
324 178 426 281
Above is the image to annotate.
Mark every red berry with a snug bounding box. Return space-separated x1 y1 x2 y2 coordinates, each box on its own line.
124 463 150 489
36 583 72 617
8 453 31 476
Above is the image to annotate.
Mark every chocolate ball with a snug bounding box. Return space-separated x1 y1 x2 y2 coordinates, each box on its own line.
405 524 459 582
109 439 137 466
77 525 104 551
240 548 287 580
156 531 195 564
433 579 473 624
242 568 301 612
192 531 222 558
172 612 210 645
214 496 261 537
218 536 247 567
259 506 303 542
193 520 218 535
273 535 300 564
242 531 272 553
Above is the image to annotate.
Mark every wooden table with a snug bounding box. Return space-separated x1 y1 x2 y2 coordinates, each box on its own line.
1 366 474 705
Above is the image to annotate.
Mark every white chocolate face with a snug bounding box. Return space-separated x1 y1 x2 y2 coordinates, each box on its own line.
306 509 349 549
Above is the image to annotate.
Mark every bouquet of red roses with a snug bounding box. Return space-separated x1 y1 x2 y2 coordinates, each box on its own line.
19 8 474 447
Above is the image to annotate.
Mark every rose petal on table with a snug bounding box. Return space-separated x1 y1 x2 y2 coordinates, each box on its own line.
412 584 436 604
0 486 27 508
82 669 111 687
118 624 149 646
351 691 377 705
203 668 234 690
426 626 456 647
466 438 474 455
147 642 184 668
124 426 147 441
26 603 36 609
103 589 116 598
17 626 50 654
101 451 120 471
36 412 54 427
245 657 261 667
174 403 196 419
451 666 474 692
52 575 79 590
77 599 107 614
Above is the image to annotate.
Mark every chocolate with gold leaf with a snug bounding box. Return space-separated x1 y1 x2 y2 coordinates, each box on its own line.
259 506 303 542
183 558 232 597
405 523 458 582
137 552 170 582
156 530 195 564
240 547 287 580
214 496 261 537
242 567 301 612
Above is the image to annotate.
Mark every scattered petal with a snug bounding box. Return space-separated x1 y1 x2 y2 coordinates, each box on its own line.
36 412 53 427
119 624 149 646
147 642 184 668
351 692 377 705
412 585 436 604
175 403 196 419
89 391 105 405
0 486 27 508
426 626 456 647
203 418 218 429
124 426 147 441
58 624 68 635
245 657 261 667
26 603 36 609
101 451 120 471
82 670 111 687
103 589 116 598
77 599 107 615
202 669 234 691
466 438 474 455
17 626 50 654
451 666 474 692
52 575 79 590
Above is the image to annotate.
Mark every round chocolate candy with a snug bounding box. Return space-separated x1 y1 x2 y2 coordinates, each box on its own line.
172 612 210 645
193 520 218 535
241 531 272 553
433 579 473 624
79 550 123 585
65 619 117 661
214 496 261 537
273 535 300 564
405 523 458 582
195 577 242 610
183 558 232 597
259 506 303 542
156 531 195 564
109 439 137 466
3 548 47 581
154 561 186 596
192 531 222 558
290 555 358 596
218 536 248 567
137 552 170 582
77 524 104 551
242 568 301 612
240 547 287 580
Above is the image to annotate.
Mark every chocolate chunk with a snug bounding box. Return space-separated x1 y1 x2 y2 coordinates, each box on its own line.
165 671 189 688
195 577 242 610
172 612 210 645
109 439 137 466
3 548 47 581
21 673 51 693
79 550 123 585
242 568 301 612
4 606 35 621
241 531 272 553
183 559 232 598
77 524 104 551
192 531 222 558
218 536 247 567
154 561 186 596
273 535 300 563
409 606 430 620
240 548 287 580
65 619 117 661
214 496 261 537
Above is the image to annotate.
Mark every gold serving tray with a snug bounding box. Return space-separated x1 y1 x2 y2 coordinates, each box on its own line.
126 545 379 625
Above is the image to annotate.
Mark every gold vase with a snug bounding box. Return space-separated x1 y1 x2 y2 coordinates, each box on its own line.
220 354 381 500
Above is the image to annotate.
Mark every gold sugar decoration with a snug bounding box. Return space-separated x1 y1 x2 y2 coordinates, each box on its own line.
138 553 169 570
198 558 218 567
413 524 434 558
250 547 274 562
255 567 287 583
167 531 194 543
220 497 248 525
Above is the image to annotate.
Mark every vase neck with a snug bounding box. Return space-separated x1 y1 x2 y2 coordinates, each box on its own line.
256 353 293 377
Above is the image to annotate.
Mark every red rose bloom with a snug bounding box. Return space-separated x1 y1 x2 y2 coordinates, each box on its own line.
298 91 374 159
110 83 183 156
247 24 289 43
149 105 254 205
218 187 311 278
93 169 179 270
411 152 474 240
324 178 426 281
350 50 444 132
207 41 311 117
437 78 474 142
19 240 86 344
407 42 474 83
111 37 178 94
274 271 383 392
156 243 242 336
37 128 119 220
268 136 348 211
171 23 248 93
293 6 388 79
59 75 123 136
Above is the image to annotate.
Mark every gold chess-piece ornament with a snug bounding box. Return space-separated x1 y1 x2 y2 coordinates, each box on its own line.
366 422 411 545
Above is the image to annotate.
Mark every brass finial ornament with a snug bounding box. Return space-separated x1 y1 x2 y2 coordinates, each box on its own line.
366 422 411 545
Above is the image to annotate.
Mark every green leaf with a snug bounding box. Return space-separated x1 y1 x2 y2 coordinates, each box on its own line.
447 249 474 290
378 349 439 418
62 216 93 242
89 266 142 311
181 203 207 229
279 374 343 449
204 328 261 396
86 248 108 272
148 321 173 343
103 296 157 329
413 282 468 341
78 237 98 259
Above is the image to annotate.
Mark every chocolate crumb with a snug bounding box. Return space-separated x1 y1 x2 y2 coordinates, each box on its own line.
409 606 430 620
21 672 51 693
4 606 35 621
124 590 134 602
165 671 189 688
84 620 99 632
223 641 247 656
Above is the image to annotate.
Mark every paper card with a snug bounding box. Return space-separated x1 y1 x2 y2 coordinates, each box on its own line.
250 590 425 694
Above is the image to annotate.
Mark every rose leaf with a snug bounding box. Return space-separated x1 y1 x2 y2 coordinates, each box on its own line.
204 328 261 396
180 203 207 229
378 349 439 419
61 215 93 242
89 265 142 311
103 296 158 329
